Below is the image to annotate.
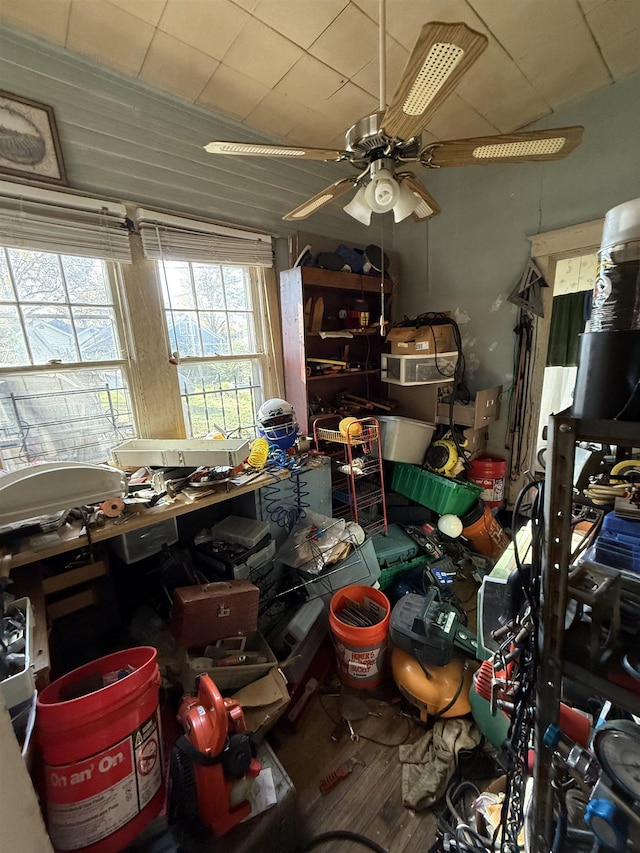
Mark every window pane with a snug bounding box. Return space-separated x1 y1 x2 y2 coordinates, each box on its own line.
193 264 224 310
62 256 110 304
24 305 78 363
161 261 195 309
73 307 119 361
0 306 29 365
229 312 254 354
223 266 250 310
178 360 260 438
170 310 202 357
200 312 229 356
0 250 14 301
0 369 134 471
9 249 66 303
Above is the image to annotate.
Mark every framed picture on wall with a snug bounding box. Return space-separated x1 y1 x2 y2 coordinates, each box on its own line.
0 90 67 185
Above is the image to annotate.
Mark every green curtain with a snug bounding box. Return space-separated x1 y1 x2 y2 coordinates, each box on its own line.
546 291 588 367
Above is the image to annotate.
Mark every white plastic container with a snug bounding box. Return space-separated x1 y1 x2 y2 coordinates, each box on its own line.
377 416 436 465
381 351 458 385
0 597 35 714
111 438 250 468
210 515 270 548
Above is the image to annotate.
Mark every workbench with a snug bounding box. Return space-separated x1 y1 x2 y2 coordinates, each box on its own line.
1 468 294 687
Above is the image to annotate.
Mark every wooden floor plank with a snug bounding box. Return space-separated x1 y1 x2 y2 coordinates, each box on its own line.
272 689 439 853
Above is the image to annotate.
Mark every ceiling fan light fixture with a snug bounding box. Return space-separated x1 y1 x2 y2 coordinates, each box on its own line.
403 42 464 115
393 179 422 223
343 186 372 225
473 138 566 159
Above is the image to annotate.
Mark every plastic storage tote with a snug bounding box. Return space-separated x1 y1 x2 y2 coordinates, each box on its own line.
381 352 458 386
391 463 482 516
376 416 436 464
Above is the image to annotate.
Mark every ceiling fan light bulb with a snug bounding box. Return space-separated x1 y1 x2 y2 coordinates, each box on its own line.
343 186 372 225
365 169 399 213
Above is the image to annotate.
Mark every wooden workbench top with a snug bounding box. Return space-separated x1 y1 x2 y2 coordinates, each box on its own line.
1 468 290 574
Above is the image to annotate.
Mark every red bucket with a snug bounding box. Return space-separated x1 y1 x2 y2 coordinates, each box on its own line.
468 455 507 508
36 647 164 853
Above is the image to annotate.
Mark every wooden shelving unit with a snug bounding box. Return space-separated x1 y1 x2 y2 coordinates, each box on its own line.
280 266 393 434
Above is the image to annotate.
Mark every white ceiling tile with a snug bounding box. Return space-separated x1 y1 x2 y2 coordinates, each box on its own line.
158 0 249 61
471 0 612 97
584 0 640 47
308 4 379 78
577 0 609 13
284 107 350 149
353 0 486 49
139 31 219 102
197 63 270 120
230 0 261 11
534 54 613 110
423 93 499 140
67 0 154 75
250 0 348 49
598 29 640 80
482 96 551 134
274 54 346 104
244 90 306 138
324 81 379 130
222 17 304 87
351 37 409 103
106 0 166 27
0 0 70 45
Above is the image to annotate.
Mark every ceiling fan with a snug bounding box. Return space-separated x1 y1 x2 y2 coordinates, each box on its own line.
204 2 583 225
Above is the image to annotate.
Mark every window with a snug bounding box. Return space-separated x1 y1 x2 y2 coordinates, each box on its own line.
159 260 267 438
0 247 135 471
0 187 277 471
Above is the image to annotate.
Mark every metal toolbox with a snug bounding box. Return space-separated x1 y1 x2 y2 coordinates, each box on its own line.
170 579 260 649
110 438 250 468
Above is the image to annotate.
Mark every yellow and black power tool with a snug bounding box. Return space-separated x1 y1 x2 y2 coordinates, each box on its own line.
425 430 467 478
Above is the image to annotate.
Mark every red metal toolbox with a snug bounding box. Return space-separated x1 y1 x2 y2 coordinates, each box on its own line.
170 580 259 649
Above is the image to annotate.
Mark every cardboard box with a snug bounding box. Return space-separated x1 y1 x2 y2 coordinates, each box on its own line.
436 385 502 430
463 427 489 460
386 322 453 355
180 631 277 692
232 667 290 738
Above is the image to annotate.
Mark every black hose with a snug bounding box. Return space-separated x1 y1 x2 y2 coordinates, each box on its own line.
298 830 389 853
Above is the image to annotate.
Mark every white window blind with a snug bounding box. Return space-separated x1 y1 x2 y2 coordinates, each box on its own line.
136 208 273 268
0 180 133 263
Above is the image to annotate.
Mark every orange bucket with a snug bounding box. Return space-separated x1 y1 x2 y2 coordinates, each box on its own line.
329 585 391 689
461 499 510 559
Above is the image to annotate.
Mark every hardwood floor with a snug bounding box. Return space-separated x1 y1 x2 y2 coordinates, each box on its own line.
270 684 439 853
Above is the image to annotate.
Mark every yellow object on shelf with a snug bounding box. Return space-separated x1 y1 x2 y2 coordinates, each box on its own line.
339 417 362 438
247 438 270 470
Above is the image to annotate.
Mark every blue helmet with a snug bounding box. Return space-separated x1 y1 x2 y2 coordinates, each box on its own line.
257 398 299 450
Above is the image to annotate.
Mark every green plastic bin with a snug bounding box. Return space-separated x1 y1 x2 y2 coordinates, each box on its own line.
391 463 482 516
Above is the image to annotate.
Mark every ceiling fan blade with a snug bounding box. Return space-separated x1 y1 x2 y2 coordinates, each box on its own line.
399 174 441 222
382 21 488 140
282 178 357 221
204 141 345 161
426 126 584 167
